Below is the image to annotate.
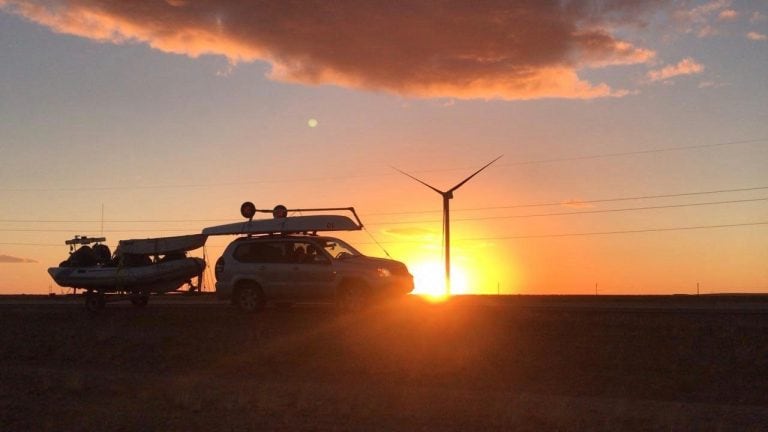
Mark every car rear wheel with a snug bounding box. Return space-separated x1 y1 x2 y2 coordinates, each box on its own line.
235 285 265 313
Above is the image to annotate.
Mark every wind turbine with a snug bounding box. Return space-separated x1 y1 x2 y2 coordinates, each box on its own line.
393 155 503 295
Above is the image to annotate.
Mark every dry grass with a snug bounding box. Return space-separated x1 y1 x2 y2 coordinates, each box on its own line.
1 296 767 431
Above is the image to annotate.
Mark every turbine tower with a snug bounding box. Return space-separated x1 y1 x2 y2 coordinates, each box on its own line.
394 155 503 295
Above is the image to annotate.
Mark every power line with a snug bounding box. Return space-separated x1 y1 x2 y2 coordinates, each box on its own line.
357 221 768 244
366 197 768 226
2 185 767 224
0 218 236 224
3 221 767 247
491 138 768 169
405 138 768 175
3 196 765 232
0 242 61 247
463 221 768 241
0 174 380 192
1 138 764 192
363 185 768 216
0 228 193 233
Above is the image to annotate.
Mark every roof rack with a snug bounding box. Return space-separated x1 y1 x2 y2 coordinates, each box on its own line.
202 204 364 236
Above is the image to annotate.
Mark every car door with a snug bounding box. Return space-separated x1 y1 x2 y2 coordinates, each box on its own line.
289 240 337 301
234 240 294 300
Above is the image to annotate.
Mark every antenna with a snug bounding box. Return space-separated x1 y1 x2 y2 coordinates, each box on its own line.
393 155 503 295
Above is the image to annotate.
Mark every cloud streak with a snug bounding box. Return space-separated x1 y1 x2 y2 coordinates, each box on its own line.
560 199 594 209
382 227 437 241
647 57 704 82
0 254 37 264
0 0 662 100
674 0 734 38
750 12 767 24
717 9 738 21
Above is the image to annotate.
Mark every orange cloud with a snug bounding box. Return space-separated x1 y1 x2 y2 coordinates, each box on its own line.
674 0 736 37
747 32 767 41
647 57 704 82
717 9 738 21
0 0 661 100
697 25 720 38
682 0 731 23
0 0 263 61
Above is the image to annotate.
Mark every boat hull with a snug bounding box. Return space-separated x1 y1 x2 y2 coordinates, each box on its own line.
48 257 206 293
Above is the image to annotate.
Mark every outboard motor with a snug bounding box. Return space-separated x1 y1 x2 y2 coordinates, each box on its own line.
93 244 111 265
64 245 97 267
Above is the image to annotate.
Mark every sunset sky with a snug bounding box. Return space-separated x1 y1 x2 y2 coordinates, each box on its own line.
1 0 766 295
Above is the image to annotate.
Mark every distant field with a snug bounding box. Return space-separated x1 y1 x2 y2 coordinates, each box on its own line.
2 295 767 431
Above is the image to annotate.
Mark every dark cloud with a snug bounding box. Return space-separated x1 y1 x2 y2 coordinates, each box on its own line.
1 0 663 99
0 254 37 263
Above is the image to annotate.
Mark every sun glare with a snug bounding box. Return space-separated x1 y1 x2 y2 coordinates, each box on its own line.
409 260 470 300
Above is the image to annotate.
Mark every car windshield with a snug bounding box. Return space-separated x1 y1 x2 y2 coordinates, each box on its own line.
320 238 363 260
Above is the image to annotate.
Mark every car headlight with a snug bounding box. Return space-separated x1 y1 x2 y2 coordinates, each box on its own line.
376 268 392 278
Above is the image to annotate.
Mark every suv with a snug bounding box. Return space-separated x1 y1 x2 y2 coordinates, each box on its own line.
215 234 414 312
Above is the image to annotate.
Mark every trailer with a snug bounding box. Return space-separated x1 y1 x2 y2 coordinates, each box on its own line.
48 234 207 312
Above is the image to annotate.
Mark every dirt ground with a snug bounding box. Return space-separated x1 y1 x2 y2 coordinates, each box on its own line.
1 295 767 431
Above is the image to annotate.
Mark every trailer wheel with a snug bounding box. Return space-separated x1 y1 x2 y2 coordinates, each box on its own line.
235 284 265 313
85 291 105 313
131 294 149 308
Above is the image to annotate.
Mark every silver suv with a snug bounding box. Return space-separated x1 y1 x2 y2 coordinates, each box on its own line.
215 234 414 312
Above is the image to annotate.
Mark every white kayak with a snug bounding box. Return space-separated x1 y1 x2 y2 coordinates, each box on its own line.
202 215 361 236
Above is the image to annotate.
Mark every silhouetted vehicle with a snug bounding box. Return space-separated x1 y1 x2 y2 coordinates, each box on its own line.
205 204 414 312
48 234 206 312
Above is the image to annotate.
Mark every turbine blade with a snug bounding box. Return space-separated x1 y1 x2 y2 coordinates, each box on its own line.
448 155 503 194
391 166 446 195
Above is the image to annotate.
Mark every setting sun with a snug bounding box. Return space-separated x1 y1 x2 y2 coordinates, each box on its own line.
408 259 470 299
0 1 765 297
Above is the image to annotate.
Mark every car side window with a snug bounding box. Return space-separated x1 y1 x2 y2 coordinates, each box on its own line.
289 241 329 265
234 241 287 263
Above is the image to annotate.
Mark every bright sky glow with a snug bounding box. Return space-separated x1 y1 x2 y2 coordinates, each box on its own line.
0 1 766 295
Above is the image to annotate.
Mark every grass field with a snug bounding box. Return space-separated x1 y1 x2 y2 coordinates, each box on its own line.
1 295 767 431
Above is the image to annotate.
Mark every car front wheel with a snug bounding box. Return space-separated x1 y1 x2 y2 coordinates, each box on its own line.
337 282 367 312
235 285 265 313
